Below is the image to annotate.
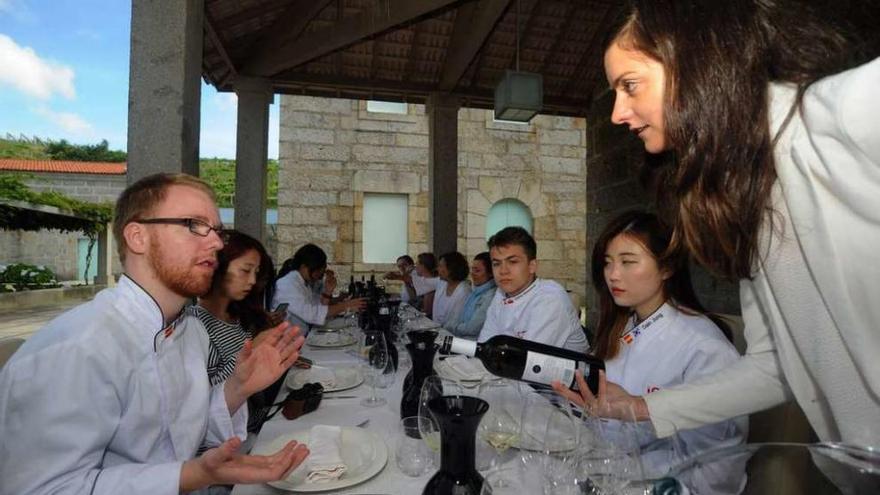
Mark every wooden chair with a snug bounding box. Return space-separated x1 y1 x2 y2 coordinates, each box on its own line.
0 337 25 370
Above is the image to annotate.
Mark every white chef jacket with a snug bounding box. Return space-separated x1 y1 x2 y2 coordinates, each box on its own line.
0 275 247 495
606 303 747 494
431 280 472 326
645 57 880 446
478 278 588 353
272 270 328 335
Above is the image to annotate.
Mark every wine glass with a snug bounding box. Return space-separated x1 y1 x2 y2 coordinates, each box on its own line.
579 405 645 495
480 466 546 495
517 388 583 493
478 379 521 469
418 375 466 455
359 331 390 407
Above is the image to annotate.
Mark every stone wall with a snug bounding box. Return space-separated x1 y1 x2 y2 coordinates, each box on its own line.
0 172 125 281
277 96 590 307
584 92 740 325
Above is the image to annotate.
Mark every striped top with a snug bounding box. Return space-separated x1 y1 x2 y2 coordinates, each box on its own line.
191 305 250 386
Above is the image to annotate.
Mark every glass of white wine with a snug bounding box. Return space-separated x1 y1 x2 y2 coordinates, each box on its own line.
418 376 464 456
478 379 520 469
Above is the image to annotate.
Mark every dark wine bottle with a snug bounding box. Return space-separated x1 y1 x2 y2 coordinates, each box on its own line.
439 335 604 394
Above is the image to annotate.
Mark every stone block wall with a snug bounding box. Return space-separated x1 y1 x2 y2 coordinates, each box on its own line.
277 96 589 306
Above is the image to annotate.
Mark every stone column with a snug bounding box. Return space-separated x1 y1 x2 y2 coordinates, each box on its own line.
127 0 203 184
233 77 273 243
95 223 114 286
426 94 460 256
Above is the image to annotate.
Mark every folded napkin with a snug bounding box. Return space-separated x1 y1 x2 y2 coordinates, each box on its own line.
306 425 347 483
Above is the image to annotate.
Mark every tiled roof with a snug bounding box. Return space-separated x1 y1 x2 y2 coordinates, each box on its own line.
0 159 126 175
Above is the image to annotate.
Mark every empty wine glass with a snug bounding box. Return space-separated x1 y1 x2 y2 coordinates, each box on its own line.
396 416 436 477
480 466 546 495
579 404 645 495
359 331 390 407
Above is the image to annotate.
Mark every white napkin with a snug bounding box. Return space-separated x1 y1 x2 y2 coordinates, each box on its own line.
306 425 347 483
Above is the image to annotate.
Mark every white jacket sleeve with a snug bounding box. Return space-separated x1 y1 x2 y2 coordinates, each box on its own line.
645 283 790 436
0 347 181 495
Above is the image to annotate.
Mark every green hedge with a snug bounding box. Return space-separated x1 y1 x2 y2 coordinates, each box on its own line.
0 263 61 292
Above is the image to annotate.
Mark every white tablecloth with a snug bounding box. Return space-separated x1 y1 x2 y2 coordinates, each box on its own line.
232 318 448 495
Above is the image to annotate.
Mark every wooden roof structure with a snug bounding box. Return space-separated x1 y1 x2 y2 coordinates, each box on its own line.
202 0 623 116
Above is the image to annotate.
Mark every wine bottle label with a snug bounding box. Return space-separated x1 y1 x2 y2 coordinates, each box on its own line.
449 337 478 357
379 307 389 315
521 351 576 386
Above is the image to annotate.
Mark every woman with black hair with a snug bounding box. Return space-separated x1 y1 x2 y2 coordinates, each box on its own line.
586 211 745 493
192 230 285 433
272 243 365 336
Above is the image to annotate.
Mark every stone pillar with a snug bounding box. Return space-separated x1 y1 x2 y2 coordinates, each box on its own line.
127 0 203 184
234 77 273 243
95 223 114 286
426 94 460 256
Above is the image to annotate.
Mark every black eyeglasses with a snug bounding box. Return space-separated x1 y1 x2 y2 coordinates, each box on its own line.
136 218 227 241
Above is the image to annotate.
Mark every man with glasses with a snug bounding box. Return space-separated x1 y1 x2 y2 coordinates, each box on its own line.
0 173 309 494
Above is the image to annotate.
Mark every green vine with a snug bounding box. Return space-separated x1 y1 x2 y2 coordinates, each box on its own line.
0 174 113 235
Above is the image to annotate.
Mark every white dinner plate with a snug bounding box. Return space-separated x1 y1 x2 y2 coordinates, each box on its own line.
434 355 497 385
254 427 388 493
321 318 350 331
307 332 357 348
285 366 364 392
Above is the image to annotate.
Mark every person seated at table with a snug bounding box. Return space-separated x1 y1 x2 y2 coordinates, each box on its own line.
427 251 472 327
0 173 308 494
273 244 365 336
193 229 286 434
558 210 746 493
408 252 440 317
478 226 588 352
446 252 496 338
383 254 415 303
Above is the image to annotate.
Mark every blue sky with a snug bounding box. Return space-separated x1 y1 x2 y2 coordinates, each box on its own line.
0 0 279 159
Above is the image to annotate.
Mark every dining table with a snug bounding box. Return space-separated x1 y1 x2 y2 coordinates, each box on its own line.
232 314 450 495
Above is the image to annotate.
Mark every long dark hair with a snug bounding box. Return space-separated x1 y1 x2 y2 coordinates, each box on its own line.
212 230 275 333
591 211 730 360
276 243 328 281
607 0 873 279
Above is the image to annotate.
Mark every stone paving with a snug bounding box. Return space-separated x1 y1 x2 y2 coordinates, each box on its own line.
0 301 81 341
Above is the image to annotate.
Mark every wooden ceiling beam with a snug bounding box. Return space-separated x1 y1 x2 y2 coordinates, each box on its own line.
242 0 334 72
438 0 511 91
537 1 578 75
560 2 618 96
204 11 238 81
242 0 463 77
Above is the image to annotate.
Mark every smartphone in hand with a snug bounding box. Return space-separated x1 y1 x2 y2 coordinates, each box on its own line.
275 303 289 313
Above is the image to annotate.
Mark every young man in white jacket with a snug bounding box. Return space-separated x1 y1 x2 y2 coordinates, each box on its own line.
478 226 588 353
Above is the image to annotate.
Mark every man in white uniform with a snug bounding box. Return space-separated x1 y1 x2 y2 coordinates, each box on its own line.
478 227 588 352
0 173 309 495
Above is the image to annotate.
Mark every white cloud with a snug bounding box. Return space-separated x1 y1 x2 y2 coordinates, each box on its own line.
35 106 95 136
0 34 76 100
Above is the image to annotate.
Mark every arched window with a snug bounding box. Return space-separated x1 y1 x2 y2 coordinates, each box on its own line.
485 198 533 240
